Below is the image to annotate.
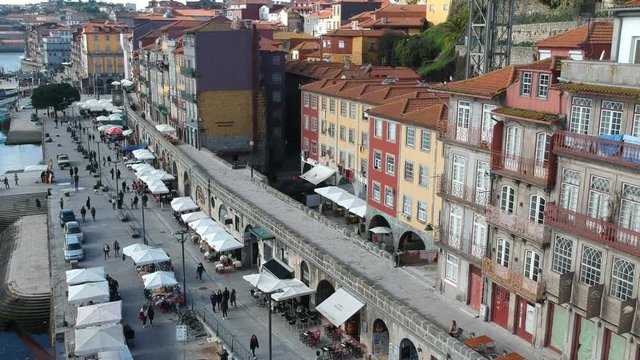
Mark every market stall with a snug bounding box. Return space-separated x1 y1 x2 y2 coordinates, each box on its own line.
68 281 110 305
66 267 105 286
74 324 125 356
76 301 122 328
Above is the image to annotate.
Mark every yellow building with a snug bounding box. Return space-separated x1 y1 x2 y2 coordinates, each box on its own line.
320 30 406 66
79 23 130 94
426 0 451 26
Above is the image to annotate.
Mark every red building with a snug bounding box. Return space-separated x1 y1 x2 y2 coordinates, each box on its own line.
367 111 400 217
534 21 612 61
300 87 320 161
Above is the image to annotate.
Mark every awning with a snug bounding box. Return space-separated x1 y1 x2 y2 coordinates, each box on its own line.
142 271 178 289
262 258 293 280
315 288 364 327
132 149 156 160
271 279 315 301
300 165 336 185
121 144 146 152
181 211 208 224
99 347 133 360
249 227 275 240
369 226 392 234
171 197 198 212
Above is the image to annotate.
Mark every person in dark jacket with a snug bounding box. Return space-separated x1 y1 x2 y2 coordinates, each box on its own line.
210 291 217 313
147 305 155 326
250 334 259 358
230 289 237 307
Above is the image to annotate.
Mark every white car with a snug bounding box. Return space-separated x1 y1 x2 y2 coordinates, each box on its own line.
64 235 84 262
64 221 84 243
20 103 34 110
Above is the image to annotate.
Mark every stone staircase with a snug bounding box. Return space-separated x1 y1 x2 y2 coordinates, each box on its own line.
0 193 48 231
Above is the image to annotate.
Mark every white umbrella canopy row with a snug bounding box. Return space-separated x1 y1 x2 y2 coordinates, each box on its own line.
181 211 208 223
129 248 170 266
148 180 169 195
66 267 105 286
122 243 153 257
142 271 178 290
132 149 155 161
74 323 125 356
170 197 198 212
68 281 110 305
76 301 122 328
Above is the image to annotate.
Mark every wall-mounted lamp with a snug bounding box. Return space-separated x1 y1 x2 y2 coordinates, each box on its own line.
417 347 422 353
425 223 436 231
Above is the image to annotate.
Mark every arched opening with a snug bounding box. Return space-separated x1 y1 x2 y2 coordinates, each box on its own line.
218 204 228 224
96 79 104 94
183 171 190 196
368 215 392 252
372 319 389 356
315 279 335 306
398 231 426 251
243 224 259 267
210 197 216 214
299 261 310 307
399 338 418 360
172 161 177 176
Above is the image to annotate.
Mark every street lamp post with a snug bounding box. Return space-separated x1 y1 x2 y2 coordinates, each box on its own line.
95 140 102 182
141 197 147 245
175 230 188 304
249 140 254 179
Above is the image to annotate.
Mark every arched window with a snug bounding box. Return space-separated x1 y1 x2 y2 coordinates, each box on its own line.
524 250 541 281
500 186 515 213
552 236 573 274
529 195 546 223
505 126 521 157
452 155 465 196
496 238 510 267
579 246 602 286
611 257 635 300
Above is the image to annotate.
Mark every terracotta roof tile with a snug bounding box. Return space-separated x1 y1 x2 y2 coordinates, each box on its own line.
260 38 284 52
620 0 640 7
517 56 565 72
323 29 406 38
287 61 418 80
368 95 447 128
493 107 559 124
554 83 640 99
535 22 612 48
292 41 321 51
430 66 518 98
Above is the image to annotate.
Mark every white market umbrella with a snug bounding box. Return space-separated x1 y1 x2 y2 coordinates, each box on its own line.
68 281 110 304
74 324 125 356
108 114 122 121
171 197 198 212
243 273 289 293
122 129 133 136
120 79 134 87
337 194 360 209
132 149 155 160
148 182 169 195
138 173 163 184
142 271 178 290
24 164 49 172
156 124 176 134
76 301 122 328
181 211 208 223
89 106 104 112
131 163 155 172
314 186 342 199
189 218 216 231
197 223 225 237
130 248 170 265
208 235 243 252
97 125 110 132
66 267 105 286
122 243 153 257
111 108 123 113
349 203 367 217
97 115 109 121
271 279 315 301
149 169 175 181
99 347 133 360
369 226 392 234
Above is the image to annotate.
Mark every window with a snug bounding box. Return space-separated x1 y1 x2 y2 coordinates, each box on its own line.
580 246 603 286
311 141 317 155
94 45 100 53
472 215 487 258
452 155 465 194
361 132 368 148
304 93 309 107
560 169 580 211
529 195 546 224
634 105 640 137
303 137 309 151
94 35 98 41
553 236 573 274
570 97 592 134
360 159 367 174
406 128 415 147
349 102 356 118
321 97 327 111
339 125 346 141
443 4 449 10
374 119 383 138
500 185 515 213
340 101 347 117
321 144 327 157
445 254 458 283
496 238 511 267
311 118 318 132
387 122 396 142
303 115 309 130
421 130 431 151
347 154 354 169
535 133 551 170
348 128 355 143
413 166 427 188
449 206 463 247
104 45 111 53
481 104 496 144
599 101 624 135
105 34 110 40
402 195 412 216
524 250 541 281
536 73 550 98
505 126 521 158
587 176 611 221
329 123 336 137
429 4 435 11
404 161 414 182
611 257 635 300
385 154 395 175
272 55 281 65
373 151 382 170
384 186 394 207
372 182 381 201
271 73 282 83
272 91 282 103
475 162 490 206
521 72 532 96
368 41 375 51
634 39 640 64
311 95 318 109
620 184 640 232
329 98 336 113
338 40 345 49
417 201 427 222
339 151 345 165
456 101 471 141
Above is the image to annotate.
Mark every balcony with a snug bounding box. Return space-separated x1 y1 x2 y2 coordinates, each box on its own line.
180 67 196 77
435 230 485 262
436 121 491 149
157 104 168 115
490 151 556 188
139 75 147 84
436 175 489 210
553 131 640 170
481 257 545 302
486 205 548 245
545 202 640 257
180 90 196 103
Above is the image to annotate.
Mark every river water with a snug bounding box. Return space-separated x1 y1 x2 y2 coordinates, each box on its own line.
0 52 48 358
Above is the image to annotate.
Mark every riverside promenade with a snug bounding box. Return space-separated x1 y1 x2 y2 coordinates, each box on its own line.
3 98 42 145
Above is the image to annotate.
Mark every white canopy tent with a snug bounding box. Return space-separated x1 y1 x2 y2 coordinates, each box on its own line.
138 169 174 182
205 234 243 252
300 165 336 185
313 186 343 199
142 271 178 290
68 281 110 305
189 218 216 231
369 226 392 234
108 114 122 121
156 124 176 134
66 267 105 286
181 211 208 224
138 173 164 184
270 279 315 301
315 186 367 217
122 129 133 136
24 164 49 172
76 301 122 328
130 163 155 172
348 203 367 217
99 347 133 360
196 223 225 237
130 248 170 265
243 273 290 293
132 149 155 161
74 324 125 356
315 288 365 327
122 243 154 257
171 197 198 212
96 115 109 121
147 181 169 195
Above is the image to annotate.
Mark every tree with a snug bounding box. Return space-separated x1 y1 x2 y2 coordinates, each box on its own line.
31 83 80 118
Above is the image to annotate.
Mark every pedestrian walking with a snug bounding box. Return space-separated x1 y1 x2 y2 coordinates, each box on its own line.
80 206 87 221
103 243 110 260
133 195 139 209
54 118 58 128
3 177 9 189
221 301 228 319
116 169 121 180
210 291 217 313
219 349 229 360
142 194 148 208
196 263 205 280
216 289 223 310
250 335 259 358
73 166 78 176
69 168 74 179
139 305 148 328
113 240 120 256
102 157 106 166
110 168 114 180
91 207 96 221
59 197 64 209
223 287 230 304
86 196 91 209
107 155 112 164
121 180 126 192
13 173 19 186
35 198 41 211
230 289 236 307
73 175 79 190
146 305 155 326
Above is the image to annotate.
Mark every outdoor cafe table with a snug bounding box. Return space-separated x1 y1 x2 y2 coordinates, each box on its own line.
493 353 524 360
463 335 494 349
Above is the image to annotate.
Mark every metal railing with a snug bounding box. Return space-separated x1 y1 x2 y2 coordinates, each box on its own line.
553 130 640 169
486 205 548 245
436 174 489 209
437 121 491 149
490 151 553 187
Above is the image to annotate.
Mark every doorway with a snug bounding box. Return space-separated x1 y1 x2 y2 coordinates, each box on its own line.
572 315 596 360
515 296 534 343
492 284 510 329
468 265 482 310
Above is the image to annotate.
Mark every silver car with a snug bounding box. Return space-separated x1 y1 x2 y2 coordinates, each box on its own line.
64 221 84 243
64 235 84 262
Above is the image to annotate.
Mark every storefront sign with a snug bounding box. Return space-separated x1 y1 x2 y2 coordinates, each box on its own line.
176 325 187 342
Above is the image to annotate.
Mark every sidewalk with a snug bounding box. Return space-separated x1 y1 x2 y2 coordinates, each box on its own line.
45 110 318 359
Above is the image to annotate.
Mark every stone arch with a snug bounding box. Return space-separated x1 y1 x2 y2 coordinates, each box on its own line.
300 261 310 286
372 319 389 356
368 214 391 231
218 204 228 223
315 279 334 306
368 214 392 249
210 197 216 214
183 171 190 196
172 161 177 176
399 338 418 360
398 231 426 251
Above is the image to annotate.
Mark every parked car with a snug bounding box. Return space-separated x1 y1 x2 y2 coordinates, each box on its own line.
57 154 70 169
64 221 84 243
59 209 76 227
64 235 84 262
21 102 34 110
30 113 38 122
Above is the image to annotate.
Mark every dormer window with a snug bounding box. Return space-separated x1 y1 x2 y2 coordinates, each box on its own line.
537 73 549 98
521 72 532 96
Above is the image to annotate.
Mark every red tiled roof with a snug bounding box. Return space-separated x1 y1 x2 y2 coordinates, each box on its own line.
287 61 419 80
173 9 222 17
323 29 405 38
292 40 321 51
368 95 447 129
361 17 424 28
535 22 612 48
554 83 640 99
82 23 130 34
430 66 518 98
493 107 559 124
260 38 284 52
517 56 564 72
620 0 640 7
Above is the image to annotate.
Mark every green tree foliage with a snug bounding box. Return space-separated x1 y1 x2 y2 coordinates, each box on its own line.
31 83 80 118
